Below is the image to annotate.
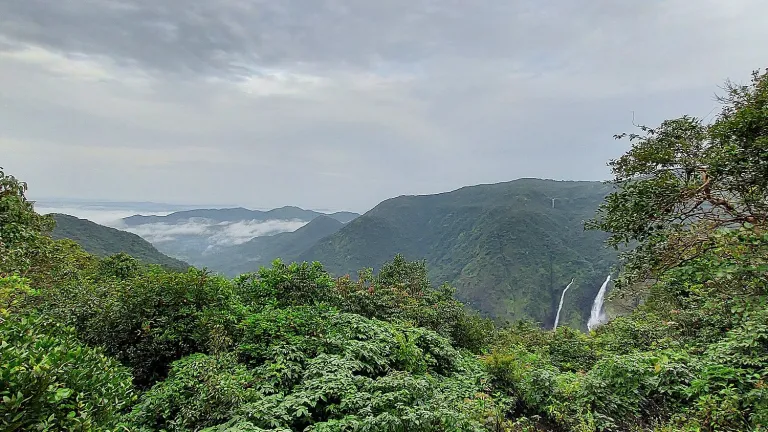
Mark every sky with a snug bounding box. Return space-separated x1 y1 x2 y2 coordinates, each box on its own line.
1 0 767 213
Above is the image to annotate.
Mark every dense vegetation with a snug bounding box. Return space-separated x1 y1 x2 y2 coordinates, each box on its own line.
121 180 615 328
301 179 617 328
50 213 189 271
2 67 767 431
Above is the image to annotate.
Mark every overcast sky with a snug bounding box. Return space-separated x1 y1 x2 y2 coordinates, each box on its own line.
1 0 766 212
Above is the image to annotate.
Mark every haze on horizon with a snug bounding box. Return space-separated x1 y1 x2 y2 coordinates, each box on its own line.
2 0 767 212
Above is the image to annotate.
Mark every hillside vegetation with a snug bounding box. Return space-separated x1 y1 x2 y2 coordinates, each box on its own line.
50 213 189 271
121 182 614 329
302 179 617 328
2 68 768 431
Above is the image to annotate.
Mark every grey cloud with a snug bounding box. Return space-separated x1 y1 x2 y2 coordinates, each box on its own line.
0 0 714 76
1 0 767 212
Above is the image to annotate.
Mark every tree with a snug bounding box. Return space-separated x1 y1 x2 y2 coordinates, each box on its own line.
0 278 135 431
587 69 768 292
482 68 768 431
0 168 55 276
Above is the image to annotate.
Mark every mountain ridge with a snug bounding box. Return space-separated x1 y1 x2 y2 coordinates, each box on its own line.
50 214 189 271
120 206 359 270
101 178 617 328
299 178 617 328
123 206 360 225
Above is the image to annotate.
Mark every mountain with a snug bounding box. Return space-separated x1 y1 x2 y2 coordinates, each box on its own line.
50 214 189 271
108 180 616 329
299 179 617 329
204 215 346 276
326 211 360 224
123 208 258 225
123 206 357 226
120 206 360 268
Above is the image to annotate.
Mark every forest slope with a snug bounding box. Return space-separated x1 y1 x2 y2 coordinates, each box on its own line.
301 179 617 328
50 213 189 270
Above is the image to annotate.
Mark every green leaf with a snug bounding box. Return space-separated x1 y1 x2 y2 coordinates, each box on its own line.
55 388 73 401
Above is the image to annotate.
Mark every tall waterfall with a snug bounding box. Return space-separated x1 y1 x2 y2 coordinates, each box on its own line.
553 278 575 330
587 275 612 331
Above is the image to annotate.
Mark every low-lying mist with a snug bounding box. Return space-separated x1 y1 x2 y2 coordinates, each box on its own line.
116 218 308 246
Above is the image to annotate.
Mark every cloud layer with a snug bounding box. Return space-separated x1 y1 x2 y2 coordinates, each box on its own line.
118 218 308 246
2 1 767 211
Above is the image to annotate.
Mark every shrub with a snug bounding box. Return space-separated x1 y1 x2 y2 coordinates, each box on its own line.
234 260 336 308
128 353 259 432
334 256 494 353
592 311 675 356
130 307 491 431
0 312 135 431
547 326 598 372
40 267 245 386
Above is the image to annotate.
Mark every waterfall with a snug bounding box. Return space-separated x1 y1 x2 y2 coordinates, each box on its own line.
553 278 575 330
587 275 612 331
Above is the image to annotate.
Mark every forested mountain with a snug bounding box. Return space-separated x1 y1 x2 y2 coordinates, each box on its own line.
123 206 358 226
49 213 189 271
133 179 617 328
301 179 617 328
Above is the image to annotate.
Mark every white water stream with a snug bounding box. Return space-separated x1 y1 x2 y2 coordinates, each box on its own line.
553 278 575 330
587 275 612 331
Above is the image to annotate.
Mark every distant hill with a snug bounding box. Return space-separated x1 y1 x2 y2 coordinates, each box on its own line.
299 179 617 329
107 181 616 328
325 211 359 224
205 216 346 276
50 214 189 271
119 206 360 268
123 206 358 226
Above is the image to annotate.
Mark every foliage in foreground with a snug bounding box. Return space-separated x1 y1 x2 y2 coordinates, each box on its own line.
1 166 501 431
483 68 768 431
0 283 135 431
128 310 493 431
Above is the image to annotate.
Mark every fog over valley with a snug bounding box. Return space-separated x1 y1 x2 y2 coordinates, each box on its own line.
33 200 351 264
